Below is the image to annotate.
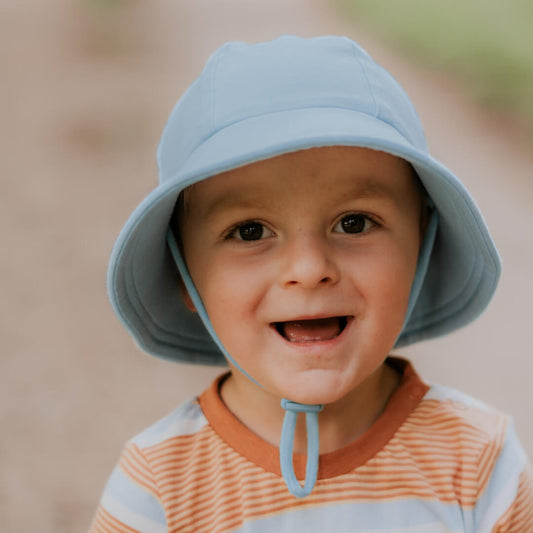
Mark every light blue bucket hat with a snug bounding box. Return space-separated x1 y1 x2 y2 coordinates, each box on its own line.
108 35 500 497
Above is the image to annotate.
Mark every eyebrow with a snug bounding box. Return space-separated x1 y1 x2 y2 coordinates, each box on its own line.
201 192 270 221
347 178 394 198
328 175 409 207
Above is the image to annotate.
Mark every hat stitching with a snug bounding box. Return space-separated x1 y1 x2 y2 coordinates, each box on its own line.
352 42 379 118
209 43 227 137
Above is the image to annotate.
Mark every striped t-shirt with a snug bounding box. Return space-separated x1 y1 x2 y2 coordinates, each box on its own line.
90 359 533 532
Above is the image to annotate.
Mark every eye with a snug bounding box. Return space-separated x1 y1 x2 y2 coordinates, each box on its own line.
230 221 273 241
334 214 375 234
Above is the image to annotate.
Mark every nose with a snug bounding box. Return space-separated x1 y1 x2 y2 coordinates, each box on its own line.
279 232 340 289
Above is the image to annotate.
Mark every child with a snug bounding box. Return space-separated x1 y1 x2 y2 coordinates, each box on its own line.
91 36 532 532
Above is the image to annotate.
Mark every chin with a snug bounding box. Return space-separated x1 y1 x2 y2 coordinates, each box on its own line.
280 383 349 407
275 365 374 407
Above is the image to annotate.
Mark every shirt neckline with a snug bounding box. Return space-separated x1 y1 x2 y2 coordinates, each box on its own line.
199 357 429 479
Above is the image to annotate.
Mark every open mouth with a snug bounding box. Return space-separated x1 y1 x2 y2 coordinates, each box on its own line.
273 316 350 343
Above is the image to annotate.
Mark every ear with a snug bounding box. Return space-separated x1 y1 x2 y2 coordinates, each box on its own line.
179 278 197 313
419 199 434 240
183 290 197 313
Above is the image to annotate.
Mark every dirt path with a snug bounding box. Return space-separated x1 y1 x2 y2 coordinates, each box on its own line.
2 0 532 530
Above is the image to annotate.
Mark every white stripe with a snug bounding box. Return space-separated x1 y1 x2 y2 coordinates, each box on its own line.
101 492 167 533
423 384 491 411
353 525 451 533
475 425 526 533
133 400 208 448
475 471 520 533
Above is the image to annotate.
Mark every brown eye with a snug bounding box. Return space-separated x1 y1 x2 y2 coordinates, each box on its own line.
338 214 367 234
237 222 265 241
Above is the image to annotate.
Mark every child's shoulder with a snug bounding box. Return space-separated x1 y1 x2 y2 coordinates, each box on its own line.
128 396 209 451
393 382 528 502
412 383 510 442
399 381 527 479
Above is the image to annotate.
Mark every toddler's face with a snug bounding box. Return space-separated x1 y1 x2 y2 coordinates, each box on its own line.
180 146 424 405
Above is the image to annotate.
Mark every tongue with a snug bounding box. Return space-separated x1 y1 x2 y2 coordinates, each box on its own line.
281 318 342 342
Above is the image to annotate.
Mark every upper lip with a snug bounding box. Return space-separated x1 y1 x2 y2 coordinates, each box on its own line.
269 313 353 324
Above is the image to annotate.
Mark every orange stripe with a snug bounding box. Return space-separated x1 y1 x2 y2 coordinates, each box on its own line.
147 432 228 474
477 415 507 498
477 466 533 533
506 467 533 532
120 456 157 495
118 445 160 498
123 444 154 480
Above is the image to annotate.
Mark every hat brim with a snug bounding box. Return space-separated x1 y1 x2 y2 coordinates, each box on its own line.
108 107 500 364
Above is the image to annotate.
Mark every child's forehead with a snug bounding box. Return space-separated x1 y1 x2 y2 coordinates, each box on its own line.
184 146 418 213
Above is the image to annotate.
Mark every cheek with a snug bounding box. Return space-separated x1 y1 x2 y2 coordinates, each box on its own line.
359 244 418 313
197 258 270 323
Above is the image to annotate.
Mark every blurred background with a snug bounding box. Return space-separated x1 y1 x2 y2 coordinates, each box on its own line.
2 0 532 530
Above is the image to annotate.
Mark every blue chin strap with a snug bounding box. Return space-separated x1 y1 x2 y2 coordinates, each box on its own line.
166 208 437 498
402 207 438 330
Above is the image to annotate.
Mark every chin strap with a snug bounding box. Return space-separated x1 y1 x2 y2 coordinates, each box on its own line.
280 400 324 498
401 207 438 330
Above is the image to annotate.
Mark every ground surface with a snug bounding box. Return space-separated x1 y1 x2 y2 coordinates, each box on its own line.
2 0 532 531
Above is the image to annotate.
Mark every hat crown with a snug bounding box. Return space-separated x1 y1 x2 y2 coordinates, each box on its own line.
158 36 427 182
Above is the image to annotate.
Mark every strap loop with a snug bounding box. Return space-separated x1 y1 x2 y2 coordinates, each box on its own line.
279 400 324 498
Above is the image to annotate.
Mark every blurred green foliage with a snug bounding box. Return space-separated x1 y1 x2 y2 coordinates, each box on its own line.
82 0 135 9
76 0 140 56
338 0 533 131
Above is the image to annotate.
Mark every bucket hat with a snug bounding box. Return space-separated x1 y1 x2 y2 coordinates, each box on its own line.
107 35 500 497
108 35 500 364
